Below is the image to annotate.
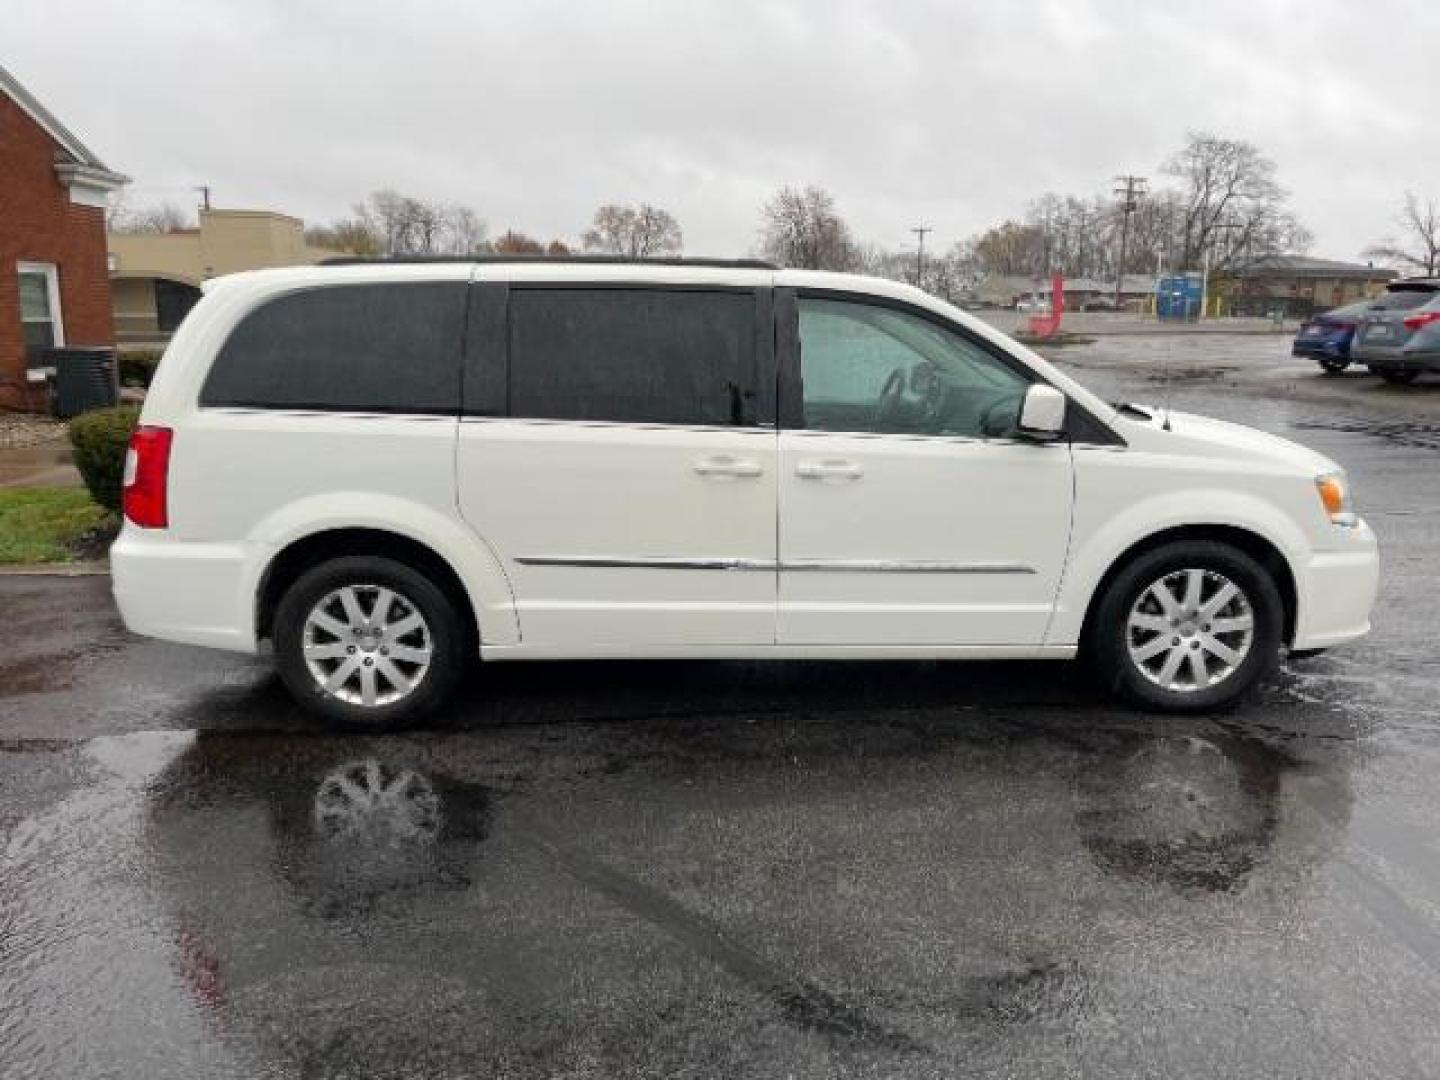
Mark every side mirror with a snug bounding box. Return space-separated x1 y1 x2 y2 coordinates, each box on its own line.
1017 384 1066 442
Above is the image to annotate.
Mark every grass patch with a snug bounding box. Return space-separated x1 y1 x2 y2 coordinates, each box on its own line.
0 488 115 565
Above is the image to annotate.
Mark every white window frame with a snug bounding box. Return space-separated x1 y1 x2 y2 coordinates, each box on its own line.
17 261 65 381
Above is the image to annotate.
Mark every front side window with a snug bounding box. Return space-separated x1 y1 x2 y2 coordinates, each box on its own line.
507 288 762 426
797 297 1030 439
200 283 465 412
17 263 63 366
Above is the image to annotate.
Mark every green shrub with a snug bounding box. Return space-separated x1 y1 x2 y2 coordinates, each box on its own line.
118 349 164 388
68 405 141 511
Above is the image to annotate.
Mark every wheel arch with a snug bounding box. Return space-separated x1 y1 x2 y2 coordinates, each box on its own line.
257 528 482 651
1075 524 1298 650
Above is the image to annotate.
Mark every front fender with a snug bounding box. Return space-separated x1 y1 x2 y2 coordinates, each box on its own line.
1047 488 1308 646
243 492 520 645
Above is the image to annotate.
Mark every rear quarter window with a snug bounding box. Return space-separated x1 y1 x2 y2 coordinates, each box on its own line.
200 283 466 412
1372 286 1439 311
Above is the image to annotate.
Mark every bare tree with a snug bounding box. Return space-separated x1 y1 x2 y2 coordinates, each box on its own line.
314 190 489 256
757 185 859 271
1162 132 1309 273
582 203 682 257
108 198 194 234
438 205 488 255
970 219 1046 277
304 219 382 255
1365 192 1440 276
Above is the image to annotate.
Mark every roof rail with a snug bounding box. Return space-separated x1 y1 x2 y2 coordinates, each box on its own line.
319 254 780 270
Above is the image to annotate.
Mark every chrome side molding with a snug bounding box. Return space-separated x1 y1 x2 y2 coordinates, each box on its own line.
516 555 1034 575
782 559 1035 574
515 555 775 571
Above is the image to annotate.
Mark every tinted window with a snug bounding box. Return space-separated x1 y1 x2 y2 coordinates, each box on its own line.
1320 301 1370 321
797 297 1029 439
507 288 763 426
1373 286 1439 311
201 283 465 412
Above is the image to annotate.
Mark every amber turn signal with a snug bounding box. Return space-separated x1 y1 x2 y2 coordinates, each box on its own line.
1315 472 1355 526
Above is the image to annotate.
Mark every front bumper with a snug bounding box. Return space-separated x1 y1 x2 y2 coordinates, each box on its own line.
1291 519 1380 651
111 527 260 653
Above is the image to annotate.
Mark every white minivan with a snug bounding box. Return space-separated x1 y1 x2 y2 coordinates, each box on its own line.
112 258 1378 726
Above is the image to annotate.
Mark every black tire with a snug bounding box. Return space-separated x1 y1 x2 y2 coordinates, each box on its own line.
1087 540 1284 713
1318 358 1349 375
273 555 468 729
1379 369 1419 385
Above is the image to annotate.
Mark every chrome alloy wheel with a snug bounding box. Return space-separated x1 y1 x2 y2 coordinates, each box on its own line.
1125 568 1255 693
301 584 433 707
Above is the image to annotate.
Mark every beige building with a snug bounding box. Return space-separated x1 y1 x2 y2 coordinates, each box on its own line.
109 208 343 345
1220 255 1395 318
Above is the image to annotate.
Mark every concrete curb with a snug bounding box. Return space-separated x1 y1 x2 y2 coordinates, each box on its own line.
0 560 109 577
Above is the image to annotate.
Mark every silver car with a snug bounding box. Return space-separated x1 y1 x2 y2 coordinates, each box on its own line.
1352 279 1440 384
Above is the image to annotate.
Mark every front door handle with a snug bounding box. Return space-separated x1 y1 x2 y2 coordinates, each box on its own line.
693 455 764 479
795 459 863 481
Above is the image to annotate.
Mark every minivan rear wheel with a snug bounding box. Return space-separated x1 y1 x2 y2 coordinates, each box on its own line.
274 556 466 728
1088 541 1283 712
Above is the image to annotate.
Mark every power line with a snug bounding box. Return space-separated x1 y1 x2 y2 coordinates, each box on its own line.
1112 175 1147 309
910 225 932 289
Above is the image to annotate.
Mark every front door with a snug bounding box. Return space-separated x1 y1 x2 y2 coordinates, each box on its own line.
456 282 778 649
777 292 1073 647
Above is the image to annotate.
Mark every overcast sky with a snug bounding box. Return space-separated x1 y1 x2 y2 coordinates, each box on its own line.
7 0 1435 261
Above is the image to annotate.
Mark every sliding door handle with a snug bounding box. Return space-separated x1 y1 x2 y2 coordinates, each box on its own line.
795 459 863 481
693 455 764 479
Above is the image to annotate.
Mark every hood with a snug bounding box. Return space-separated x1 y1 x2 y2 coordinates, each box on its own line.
1119 408 1340 477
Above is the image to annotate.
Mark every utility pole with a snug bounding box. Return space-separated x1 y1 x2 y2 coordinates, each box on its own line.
911 225 932 290
195 185 212 212
1112 175 1147 311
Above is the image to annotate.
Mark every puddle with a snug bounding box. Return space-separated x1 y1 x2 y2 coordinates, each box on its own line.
1292 416 1440 453
1143 365 1239 383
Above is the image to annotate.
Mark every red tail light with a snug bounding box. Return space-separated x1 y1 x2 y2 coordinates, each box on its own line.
1402 311 1440 332
122 425 173 528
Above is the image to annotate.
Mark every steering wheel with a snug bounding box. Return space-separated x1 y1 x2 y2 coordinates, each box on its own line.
979 394 1022 438
874 367 908 427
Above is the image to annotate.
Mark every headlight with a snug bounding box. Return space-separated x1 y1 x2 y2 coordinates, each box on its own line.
1315 471 1357 527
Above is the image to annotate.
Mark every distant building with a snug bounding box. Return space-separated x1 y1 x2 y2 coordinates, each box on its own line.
976 274 1156 311
109 209 345 346
1221 255 1395 317
0 63 127 411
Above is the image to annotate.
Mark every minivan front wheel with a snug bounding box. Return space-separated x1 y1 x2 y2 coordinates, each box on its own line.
1089 541 1283 712
274 556 466 728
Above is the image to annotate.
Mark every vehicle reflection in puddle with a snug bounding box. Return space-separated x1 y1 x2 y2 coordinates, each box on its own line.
281 758 489 919
1076 735 1280 892
131 714 1353 1075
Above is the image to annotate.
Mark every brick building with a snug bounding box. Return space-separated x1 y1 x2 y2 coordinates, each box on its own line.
0 63 126 411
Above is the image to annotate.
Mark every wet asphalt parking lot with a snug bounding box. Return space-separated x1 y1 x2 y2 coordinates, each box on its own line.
3 335 1440 1078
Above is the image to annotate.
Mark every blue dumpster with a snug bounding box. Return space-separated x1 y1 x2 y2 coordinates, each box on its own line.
1156 274 1203 321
